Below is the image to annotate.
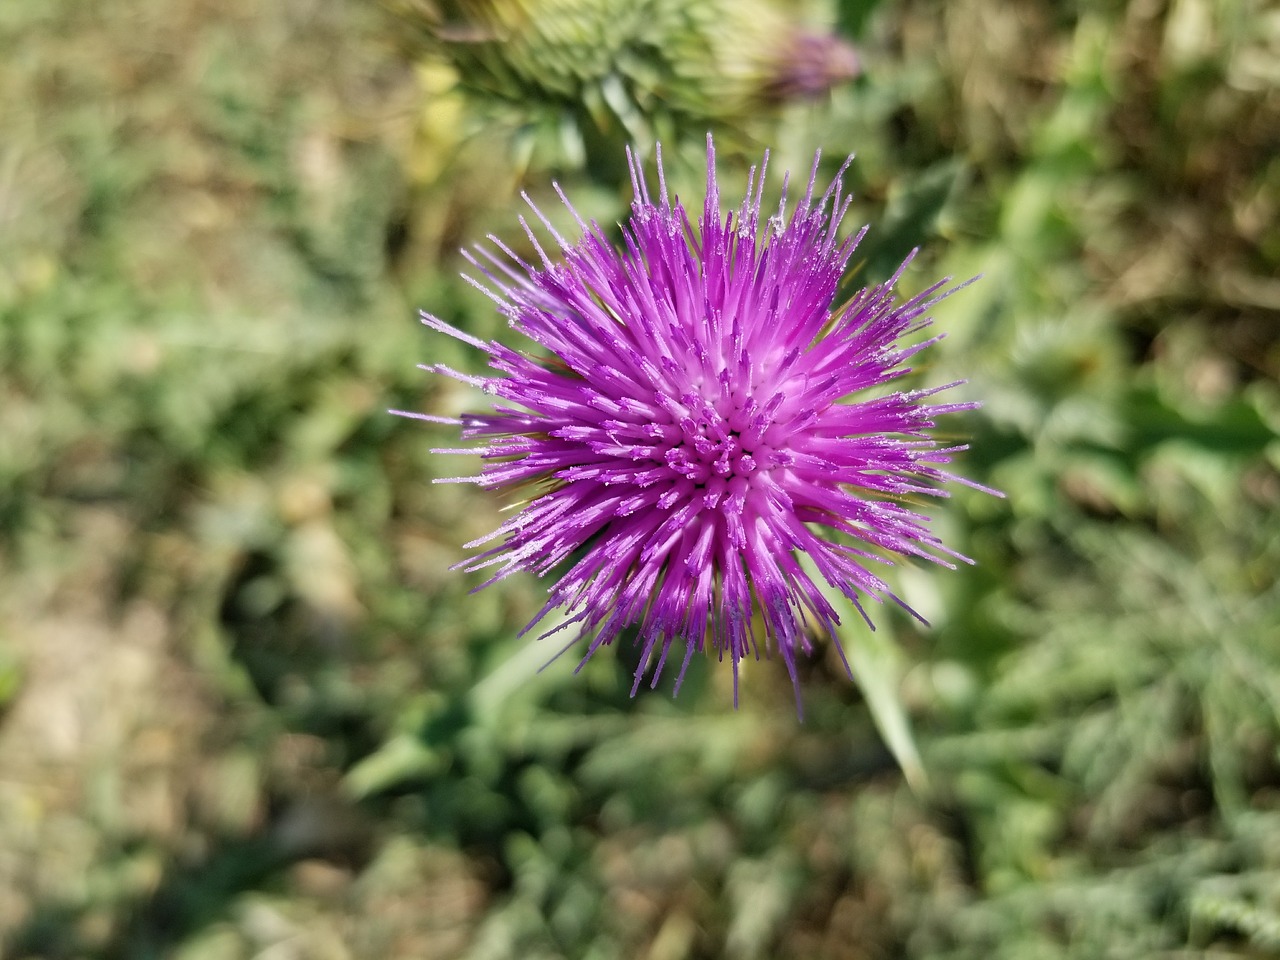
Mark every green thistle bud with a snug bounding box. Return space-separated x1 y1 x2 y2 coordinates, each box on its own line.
390 0 859 174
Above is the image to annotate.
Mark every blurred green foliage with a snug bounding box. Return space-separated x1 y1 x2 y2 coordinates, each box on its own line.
0 0 1277 958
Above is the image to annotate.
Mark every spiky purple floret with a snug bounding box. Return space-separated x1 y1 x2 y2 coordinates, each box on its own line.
405 136 990 705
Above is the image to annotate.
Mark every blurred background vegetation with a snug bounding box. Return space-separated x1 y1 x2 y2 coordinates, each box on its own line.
1 0 1277 957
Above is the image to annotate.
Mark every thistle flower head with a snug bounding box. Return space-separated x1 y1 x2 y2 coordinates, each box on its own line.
408 137 990 705
759 29 861 103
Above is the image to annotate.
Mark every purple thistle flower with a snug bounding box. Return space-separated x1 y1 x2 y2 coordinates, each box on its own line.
404 136 992 706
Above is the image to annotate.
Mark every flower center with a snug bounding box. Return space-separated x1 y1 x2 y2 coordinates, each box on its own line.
657 391 774 488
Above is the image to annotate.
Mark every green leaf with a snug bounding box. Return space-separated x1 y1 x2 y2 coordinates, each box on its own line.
803 556 926 789
842 617 927 791
852 158 967 287
835 0 892 39
1125 384 1276 456
343 734 444 799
